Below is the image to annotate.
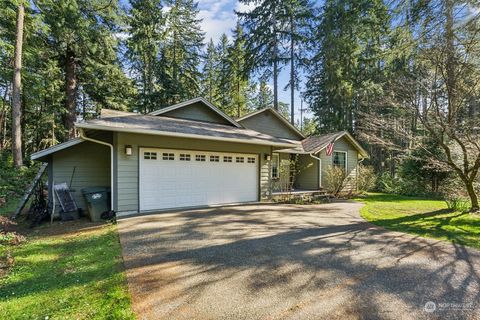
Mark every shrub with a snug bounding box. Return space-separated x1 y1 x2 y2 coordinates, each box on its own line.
357 164 376 193
324 166 348 197
0 152 39 214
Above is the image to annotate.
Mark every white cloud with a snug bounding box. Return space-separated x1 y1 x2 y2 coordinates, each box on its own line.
198 0 239 43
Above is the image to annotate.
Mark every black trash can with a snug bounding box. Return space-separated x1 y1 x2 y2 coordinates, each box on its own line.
82 187 110 222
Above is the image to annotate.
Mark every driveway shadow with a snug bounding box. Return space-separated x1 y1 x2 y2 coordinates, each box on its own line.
118 202 480 320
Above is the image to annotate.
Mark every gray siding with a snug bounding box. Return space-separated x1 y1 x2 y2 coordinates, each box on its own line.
160 102 232 125
239 111 303 140
115 132 271 213
51 141 110 211
295 154 319 190
320 137 358 192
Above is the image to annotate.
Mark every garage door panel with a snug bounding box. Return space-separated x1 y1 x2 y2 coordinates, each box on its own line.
139 148 258 211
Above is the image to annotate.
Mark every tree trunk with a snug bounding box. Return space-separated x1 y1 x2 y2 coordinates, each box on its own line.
272 8 278 110
465 181 479 212
65 47 77 139
290 14 295 124
12 2 24 168
445 0 456 122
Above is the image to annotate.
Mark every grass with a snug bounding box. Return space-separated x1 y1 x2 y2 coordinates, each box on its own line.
356 193 480 250
0 221 134 319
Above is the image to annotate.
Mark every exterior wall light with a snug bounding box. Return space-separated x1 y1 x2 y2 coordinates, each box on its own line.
125 145 133 156
264 154 271 161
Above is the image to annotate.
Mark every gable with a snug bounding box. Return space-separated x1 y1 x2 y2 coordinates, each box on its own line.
238 110 304 140
160 102 232 125
149 98 241 127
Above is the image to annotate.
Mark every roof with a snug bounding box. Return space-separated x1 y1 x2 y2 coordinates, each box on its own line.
31 138 85 161
100 109 137 118
278 131 369 158
149 97 242 128
237 108 305 139
75 114 299 148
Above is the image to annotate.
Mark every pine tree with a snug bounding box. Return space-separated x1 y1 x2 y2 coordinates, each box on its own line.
255 80 273 109
216 33 233 114
201 39 219 103
228 23 251 118
127 0 163 113
304 0 389 133
282 0 313 124
157 0 204 106
36 0 134 139
236 0 287 110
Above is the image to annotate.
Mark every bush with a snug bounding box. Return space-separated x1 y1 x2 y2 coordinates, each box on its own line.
357 164 376 193
0 152 39 215
376 172 429 197
324 166 348 197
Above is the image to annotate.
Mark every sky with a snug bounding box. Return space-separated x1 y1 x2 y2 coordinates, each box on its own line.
121 0 311 122
197 0 311 122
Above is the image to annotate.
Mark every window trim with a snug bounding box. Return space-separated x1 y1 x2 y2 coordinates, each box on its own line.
332 150 347 172
271 153 279 179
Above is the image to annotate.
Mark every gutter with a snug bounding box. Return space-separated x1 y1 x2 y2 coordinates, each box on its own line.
79 129 115 211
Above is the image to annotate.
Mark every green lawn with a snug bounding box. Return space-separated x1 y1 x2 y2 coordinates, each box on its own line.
356 193 480 249
0 222 134 319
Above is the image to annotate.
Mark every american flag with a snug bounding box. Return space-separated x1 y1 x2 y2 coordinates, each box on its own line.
326 142 334 156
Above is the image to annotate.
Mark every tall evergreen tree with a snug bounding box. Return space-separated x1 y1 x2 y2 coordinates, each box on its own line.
304 0 389 133
12 0 24 168
201 39 219 103
236 0 287 110
215 33 233 114
228 23 251 118
157 0 204 106
36 0 134 139
255 80 273 109
127 0 163 113
282 0 313 124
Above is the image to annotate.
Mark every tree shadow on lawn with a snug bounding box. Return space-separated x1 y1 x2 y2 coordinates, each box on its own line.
119 207 480 320
370 208 480 248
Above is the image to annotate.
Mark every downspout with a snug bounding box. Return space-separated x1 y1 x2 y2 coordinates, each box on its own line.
79 129 115 211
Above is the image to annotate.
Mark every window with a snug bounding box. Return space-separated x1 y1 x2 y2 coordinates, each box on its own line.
223 156 232 162
162 153 174 160
247 157 256 164
333 151 347 171
196 154 206 162
271 154 279 179
179 154 191 161
144 152 157 160
236 157 244 163
210 155 220 162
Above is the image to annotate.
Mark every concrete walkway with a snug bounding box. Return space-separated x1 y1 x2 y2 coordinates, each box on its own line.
118 201 480 320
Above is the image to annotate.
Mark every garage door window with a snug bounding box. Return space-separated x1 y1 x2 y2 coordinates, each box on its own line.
210 155 220 162
236 157 244 163
162 153 174 160
144 152 157 160
224 156 232 162
196 154 206 161
247 157 256 163
180 154 191 161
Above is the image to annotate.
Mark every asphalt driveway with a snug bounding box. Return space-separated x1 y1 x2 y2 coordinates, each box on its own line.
118 201 480 320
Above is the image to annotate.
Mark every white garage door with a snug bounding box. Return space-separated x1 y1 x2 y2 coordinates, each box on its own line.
139 148 259 211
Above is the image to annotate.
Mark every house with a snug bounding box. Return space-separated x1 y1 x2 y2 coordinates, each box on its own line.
31 97 368 217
